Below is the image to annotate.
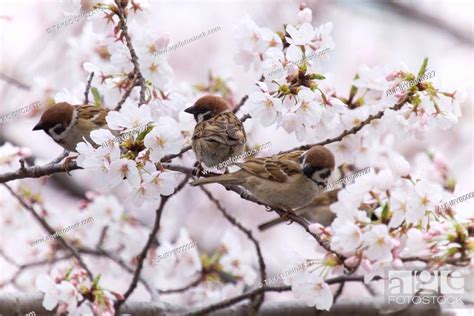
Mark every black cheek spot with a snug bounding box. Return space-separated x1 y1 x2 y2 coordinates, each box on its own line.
53 125 65 134
320 170 331 179
316 180 326 187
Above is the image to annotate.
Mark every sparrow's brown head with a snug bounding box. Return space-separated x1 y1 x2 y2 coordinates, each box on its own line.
184 95 229 122
33 102 76 141
301 146 335 186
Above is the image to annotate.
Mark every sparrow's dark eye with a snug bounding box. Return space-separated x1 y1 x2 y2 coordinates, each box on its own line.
53 125 65 135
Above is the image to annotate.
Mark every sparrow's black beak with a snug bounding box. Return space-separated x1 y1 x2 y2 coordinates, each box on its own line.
302 164 315 178
184 106 196 114
32 122 44 131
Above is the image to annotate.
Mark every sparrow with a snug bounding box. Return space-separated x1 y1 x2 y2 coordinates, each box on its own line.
185 95 247 169
33 102 110 152
190 145 336 212
257 189 339 231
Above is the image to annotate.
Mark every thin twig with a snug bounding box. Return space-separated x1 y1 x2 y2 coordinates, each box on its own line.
0 73 30 90
115 78 138 111
114 0 146 106
333 281 345 304
240 113 251 122
83 72 95 104
199 186 267 312
1 183 93 279
159 272 204 294
233 95 248 114
160 145 192 162
47 150 70 166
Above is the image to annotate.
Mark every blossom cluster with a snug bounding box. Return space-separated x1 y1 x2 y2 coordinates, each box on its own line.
386 70 435 96
235 8 462 143
36 269 119 315
76 103 184 206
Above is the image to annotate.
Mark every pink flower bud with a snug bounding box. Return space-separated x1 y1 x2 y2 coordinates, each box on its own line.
297 8 312 24
393 258 403 268
309 223 324 235
361 259 372 272
344 256 359 268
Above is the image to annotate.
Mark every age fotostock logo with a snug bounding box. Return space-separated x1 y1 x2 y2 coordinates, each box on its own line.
385 270 465 308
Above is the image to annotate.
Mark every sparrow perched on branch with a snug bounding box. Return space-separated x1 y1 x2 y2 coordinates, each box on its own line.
257 189 339 231
191 145 336 211
185 95 247 170
33 102 110 152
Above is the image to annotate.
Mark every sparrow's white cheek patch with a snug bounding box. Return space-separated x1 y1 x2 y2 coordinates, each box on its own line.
197 111 212 123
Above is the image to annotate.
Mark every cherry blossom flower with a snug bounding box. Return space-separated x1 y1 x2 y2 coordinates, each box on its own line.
330 218 363 255
297 8 312 25
246 90 283 127
108 158 141 189
291 272 333 311
363 224 396 261
106 102 152 131
143 118 185 162
286 23 315 46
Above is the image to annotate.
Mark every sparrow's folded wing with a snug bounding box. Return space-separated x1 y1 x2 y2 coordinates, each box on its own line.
236 155 301 183
76 105 109 127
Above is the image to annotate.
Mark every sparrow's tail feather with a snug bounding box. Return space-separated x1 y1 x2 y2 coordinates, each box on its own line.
190 173 243 186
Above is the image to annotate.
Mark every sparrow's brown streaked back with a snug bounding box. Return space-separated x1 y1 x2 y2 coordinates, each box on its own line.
33 102 110 152
191 145 336 211
185 95 247 169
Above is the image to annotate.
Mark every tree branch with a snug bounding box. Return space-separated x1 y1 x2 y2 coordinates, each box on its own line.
83 72 95 104
158 272 204 295
115 78 138 111
0 160 80 184
232 95 248 114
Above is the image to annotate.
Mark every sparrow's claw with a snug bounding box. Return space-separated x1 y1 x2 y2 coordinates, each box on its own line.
280 209 296 224
62 155 77 176
193 163 203 177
